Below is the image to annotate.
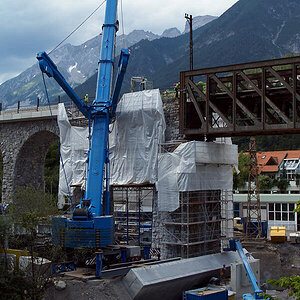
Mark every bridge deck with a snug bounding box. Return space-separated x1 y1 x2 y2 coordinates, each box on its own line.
180 56 300 138
0 105 59 123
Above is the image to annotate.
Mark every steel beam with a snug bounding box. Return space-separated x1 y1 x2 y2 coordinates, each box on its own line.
180 56 300 137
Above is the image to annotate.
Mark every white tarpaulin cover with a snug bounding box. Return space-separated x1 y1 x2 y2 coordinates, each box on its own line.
57 90 165 207
57 103 89 208
156 141 238 212
58 92 238 213
109 89 165 184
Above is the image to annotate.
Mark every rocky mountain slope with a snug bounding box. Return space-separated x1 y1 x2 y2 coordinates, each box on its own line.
68 0 300 98
142 0 300 89
183 15 217 34
0 15 217 109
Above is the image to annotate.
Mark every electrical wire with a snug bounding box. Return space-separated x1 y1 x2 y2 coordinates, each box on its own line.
41 72 74 209
120 0 126 49
48 0 107 55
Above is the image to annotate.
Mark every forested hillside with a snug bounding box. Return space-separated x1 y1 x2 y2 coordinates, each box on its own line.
233 135 300 152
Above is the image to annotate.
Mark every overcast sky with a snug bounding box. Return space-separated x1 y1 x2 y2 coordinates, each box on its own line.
0 0 238 85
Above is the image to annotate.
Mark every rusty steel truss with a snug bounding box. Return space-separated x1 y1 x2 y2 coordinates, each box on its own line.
246 137 262 238
180 56 300 138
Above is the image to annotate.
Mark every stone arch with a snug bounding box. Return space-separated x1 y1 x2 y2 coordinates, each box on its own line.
14 130 57 191
0 148 3 202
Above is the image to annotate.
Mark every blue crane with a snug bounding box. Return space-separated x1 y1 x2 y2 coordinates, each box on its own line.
226 239 265 300
36 0 129 248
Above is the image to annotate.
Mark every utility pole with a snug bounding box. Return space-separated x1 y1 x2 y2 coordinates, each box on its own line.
246 136 262 238
185 13 193 71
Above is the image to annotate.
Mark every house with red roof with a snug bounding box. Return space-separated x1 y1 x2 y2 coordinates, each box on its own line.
257 150 300 182
234 150 300 232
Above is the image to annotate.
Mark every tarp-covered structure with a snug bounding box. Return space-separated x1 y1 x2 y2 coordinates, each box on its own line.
57 89 165 208
156 141 238 211
57 89 238 212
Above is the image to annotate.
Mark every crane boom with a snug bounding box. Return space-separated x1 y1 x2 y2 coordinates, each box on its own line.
227 239 264 300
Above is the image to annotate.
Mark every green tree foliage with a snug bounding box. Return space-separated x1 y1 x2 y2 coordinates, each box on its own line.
10 185 57 232
0 271 36 300
264 275 300 299
44 142 59 198
273 167 289 193
233 134 300 152
196 81 206 93
294 200 300 214
5 185 59 300
233 152 250 190
258 174 274 192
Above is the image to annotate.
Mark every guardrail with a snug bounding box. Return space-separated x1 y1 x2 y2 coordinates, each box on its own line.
0 95 90 115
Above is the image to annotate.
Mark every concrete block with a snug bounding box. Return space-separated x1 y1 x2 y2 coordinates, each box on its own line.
19 256 51 276
230 259 260 292
0 253 16 271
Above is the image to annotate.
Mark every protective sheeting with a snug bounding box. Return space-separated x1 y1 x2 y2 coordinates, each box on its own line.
57 90 165 207
156 141 238 212
109 89 165 184
58 92 237 212
57 103 89 209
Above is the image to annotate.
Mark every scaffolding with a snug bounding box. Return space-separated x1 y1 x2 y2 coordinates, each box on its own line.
111 184 155 246
159 190 233 258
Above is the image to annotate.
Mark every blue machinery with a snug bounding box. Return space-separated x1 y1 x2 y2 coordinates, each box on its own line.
227 239 264 300
37 0 129 248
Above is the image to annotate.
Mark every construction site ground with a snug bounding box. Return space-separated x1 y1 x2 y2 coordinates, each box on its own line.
42 241 300 300
240 239 300 299
44 277 132 300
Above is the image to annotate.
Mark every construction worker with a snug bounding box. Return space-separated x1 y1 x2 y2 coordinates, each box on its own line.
220 264 226 283
84 94 89 103
174 82 180 98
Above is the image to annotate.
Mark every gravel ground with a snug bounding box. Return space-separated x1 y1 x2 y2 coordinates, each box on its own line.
43 278 132 300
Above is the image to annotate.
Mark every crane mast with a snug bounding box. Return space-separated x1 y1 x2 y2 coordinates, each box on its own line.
85 0 119 218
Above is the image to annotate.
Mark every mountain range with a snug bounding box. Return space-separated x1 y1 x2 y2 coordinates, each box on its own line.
0 15 216 109
2 0 300 109
63 0 300 102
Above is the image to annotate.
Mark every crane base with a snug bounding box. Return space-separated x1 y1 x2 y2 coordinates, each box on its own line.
52 216 114 248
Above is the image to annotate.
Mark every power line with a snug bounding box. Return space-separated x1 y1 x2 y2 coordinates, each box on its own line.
48 0 107 55
120 0 126 49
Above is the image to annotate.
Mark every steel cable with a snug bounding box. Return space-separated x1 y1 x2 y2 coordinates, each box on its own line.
48 0 107 55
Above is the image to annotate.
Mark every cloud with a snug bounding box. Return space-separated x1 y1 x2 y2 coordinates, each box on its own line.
0 0 238 84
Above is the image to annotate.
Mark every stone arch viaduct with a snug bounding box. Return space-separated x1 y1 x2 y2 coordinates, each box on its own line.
0 98 180 203
0 107 60 202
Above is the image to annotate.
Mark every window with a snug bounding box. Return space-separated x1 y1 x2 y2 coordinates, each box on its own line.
289 203 295 211
233 203 240 218
282 212 288 221
268 202 296 222
276 212 281 220
282 203 287 211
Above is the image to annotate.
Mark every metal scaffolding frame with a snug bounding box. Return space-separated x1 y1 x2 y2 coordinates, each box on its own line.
161 190 233 258
111 184 155 246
